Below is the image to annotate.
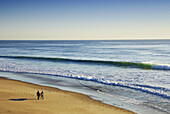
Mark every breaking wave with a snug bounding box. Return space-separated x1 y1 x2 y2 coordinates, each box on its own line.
0 55 170 70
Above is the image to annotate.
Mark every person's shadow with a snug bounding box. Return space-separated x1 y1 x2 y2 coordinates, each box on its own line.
9 98 36 101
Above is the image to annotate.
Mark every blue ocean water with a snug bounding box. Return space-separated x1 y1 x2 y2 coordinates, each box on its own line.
0 40 170 113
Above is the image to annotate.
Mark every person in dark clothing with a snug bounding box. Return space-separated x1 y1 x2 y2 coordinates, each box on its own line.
36 90 40 100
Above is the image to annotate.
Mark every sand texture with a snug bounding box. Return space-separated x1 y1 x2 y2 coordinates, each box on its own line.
0 77 134 114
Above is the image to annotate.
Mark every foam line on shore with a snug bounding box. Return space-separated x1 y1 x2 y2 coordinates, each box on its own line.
0 69 169 99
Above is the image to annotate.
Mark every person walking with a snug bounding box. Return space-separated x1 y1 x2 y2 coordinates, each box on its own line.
36 90 40 100
41 91 44 100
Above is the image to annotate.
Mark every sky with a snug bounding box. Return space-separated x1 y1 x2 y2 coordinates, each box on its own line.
0 0 170 40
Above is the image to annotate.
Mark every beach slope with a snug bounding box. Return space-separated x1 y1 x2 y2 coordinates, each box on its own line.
0 77 134 114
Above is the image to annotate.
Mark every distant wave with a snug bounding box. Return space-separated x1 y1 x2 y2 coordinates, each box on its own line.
0 55 170 70
0 55 152 69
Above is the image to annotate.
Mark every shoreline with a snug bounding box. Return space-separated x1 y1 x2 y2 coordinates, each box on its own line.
0 77 134 114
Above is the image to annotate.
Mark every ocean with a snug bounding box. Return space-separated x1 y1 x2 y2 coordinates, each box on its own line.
0 40 169 113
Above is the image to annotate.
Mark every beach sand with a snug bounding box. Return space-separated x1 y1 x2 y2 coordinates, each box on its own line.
0 77 134 114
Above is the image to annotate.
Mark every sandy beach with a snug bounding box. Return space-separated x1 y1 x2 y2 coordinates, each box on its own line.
0 77 134 114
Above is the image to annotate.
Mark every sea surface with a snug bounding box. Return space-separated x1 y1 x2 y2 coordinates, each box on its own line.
0 40 170 113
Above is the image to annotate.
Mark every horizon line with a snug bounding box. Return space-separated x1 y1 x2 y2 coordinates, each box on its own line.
0 38 170 41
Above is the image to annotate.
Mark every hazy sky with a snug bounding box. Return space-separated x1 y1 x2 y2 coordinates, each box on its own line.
0 0 170 40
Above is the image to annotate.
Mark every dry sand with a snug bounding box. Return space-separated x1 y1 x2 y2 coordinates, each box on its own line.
0 77 134 114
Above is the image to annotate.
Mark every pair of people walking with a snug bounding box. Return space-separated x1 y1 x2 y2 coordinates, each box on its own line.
36 90 44 100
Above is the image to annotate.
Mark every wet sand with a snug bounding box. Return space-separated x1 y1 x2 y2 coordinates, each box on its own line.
0 77 134 114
